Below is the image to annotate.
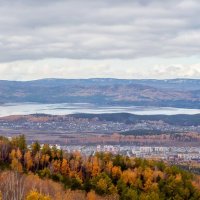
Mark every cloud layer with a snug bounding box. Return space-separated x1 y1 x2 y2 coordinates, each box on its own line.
0 0 200 79
0 58 200 80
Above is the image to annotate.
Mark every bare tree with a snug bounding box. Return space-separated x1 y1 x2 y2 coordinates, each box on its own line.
0 171 25 200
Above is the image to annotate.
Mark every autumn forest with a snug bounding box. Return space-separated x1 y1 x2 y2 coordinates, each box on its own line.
0 135 200 200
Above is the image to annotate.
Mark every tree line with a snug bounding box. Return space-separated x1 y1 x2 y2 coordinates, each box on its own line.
0 135 200 200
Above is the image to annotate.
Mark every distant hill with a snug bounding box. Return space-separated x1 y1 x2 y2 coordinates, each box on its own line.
71 113 200 126
2 113 200 126
0 78 200 108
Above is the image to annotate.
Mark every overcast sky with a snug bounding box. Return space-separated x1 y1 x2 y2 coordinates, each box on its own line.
0 0 200 80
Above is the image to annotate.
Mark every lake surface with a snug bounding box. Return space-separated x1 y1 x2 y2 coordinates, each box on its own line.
0 103 200 117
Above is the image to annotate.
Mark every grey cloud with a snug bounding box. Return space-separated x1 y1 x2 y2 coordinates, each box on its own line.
0 0 200 62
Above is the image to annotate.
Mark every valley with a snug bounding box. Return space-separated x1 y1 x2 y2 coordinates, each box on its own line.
0 113 199 146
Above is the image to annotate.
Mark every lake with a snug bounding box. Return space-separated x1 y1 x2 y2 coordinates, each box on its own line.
0 103 200 117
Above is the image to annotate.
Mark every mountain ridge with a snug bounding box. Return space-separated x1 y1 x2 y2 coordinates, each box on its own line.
0 78 199 108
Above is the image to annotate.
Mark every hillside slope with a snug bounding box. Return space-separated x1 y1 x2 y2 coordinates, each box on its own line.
0 78 200 108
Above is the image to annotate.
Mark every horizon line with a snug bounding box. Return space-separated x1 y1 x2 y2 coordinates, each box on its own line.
0 77 200 82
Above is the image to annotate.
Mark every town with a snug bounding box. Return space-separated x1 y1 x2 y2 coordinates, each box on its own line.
0 114 200 135
42 142 200 163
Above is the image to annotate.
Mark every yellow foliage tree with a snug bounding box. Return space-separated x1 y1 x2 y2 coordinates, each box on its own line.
175 173 182 182
16 148 22 160
24 150 33 171
26 190 51 200
121 169 137 185
143 167 153 182
97 178 107 194
144 178 153 191
52 160 61 174
87 190 96 200
9 149 16 160
92 156 100 177
105 161 113 175
61 158 70 176
11 158 23 173
112 166 122 179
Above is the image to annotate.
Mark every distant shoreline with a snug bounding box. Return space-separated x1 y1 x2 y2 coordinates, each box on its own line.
0 103 200 117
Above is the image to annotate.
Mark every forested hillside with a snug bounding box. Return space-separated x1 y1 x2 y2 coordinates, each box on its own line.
72 113 200 126
0 79 200 108
0 135 200 199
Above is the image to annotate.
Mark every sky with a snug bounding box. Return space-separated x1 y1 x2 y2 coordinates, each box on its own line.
0 0 200 80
